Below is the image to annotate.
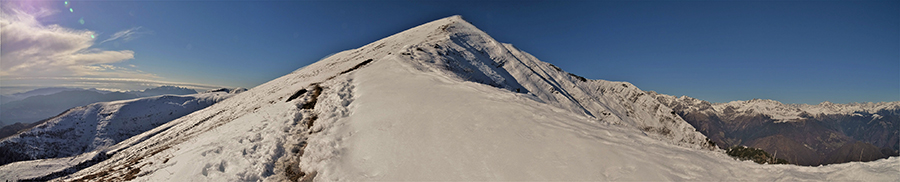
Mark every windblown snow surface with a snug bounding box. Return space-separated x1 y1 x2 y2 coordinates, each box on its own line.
44 16 897 181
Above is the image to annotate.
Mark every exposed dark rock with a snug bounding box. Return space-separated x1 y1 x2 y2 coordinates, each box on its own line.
824 141 889 164
568 73 587 82
340 59 373 75
286 89 307 102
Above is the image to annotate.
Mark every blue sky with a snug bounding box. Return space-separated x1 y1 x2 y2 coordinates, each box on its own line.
1 1 897 104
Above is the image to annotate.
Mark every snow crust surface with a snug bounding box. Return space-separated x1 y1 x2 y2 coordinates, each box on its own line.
45 15 900 181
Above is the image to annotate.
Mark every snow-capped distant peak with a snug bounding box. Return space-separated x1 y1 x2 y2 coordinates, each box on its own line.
654 95 900 123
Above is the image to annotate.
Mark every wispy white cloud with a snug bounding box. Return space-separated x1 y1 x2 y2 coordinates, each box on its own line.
100 26 148 44
0 6 143 78
0 3 229 94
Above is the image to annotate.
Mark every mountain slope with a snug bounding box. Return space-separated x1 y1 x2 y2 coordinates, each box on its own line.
0 86 200 125
652 94 899 165
43 16 900 181
0 121 39 140
0 90 239 170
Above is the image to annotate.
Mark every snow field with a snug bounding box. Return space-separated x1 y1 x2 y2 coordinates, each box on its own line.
303 55 900 181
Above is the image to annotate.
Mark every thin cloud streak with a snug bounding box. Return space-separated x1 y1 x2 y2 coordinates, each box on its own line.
100 26 147 44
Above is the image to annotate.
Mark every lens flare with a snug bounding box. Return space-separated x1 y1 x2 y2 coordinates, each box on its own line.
65 1 68 5
79 18 84 25
90 35 94 39
69 8 73 12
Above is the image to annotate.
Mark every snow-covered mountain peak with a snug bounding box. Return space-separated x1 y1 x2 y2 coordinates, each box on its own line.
339 15 527 93
329 15 714 149
32 16 897 181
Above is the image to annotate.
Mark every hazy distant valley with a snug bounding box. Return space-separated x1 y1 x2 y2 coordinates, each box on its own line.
0 86 200 126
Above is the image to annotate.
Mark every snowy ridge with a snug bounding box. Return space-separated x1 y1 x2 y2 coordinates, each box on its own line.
500 44 712 149
54 39 383 181
44 16 898 181
654 94 900 122
0 90 238 180
360 15 713 149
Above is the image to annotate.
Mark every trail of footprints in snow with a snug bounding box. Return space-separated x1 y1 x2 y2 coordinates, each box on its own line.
278 58 371 181
72 58 372 181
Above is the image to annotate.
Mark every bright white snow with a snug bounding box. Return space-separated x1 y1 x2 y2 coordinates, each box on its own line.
35 15 899 181
305 52 900 181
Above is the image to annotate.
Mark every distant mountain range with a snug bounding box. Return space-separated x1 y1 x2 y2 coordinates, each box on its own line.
0 86 199 125
652 94 899 166
1 87 92 105
0 88 245 168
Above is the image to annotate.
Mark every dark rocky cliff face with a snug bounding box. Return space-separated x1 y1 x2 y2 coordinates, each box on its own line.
824 141 891 164
659 96 898 166
819 109 900 153
744 134 822 166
